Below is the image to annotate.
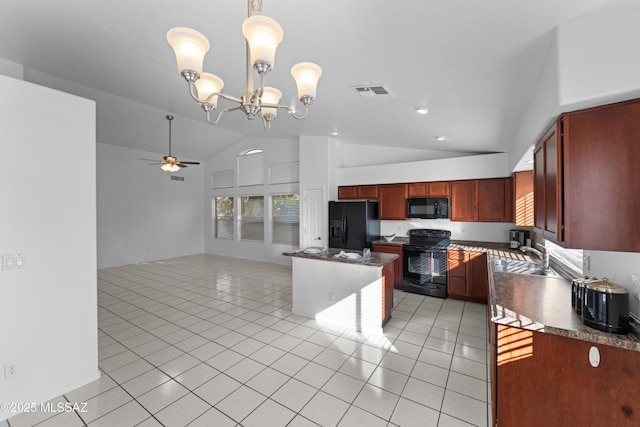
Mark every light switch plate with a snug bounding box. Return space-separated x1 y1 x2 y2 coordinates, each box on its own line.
2 254 26 271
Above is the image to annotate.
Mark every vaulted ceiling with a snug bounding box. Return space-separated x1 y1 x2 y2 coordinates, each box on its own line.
0 0 627 164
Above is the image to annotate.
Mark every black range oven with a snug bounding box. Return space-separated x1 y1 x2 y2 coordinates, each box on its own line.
403 229 451 298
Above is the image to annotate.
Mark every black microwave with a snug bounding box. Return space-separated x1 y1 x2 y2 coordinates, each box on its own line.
406 197 449 219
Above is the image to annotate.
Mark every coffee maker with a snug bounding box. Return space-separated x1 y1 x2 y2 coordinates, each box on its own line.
509 229 530 249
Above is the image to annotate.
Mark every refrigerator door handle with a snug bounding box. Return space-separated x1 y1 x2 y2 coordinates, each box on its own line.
342 217 347 246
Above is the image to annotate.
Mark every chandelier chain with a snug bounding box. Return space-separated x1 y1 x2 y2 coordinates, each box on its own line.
250 0 263 14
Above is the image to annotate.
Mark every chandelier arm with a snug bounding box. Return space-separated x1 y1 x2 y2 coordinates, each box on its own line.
205 104 243 126
188 82 242 105
273 103 310 120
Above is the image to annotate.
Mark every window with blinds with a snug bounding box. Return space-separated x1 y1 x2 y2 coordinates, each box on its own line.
272 194 299 245
240 196 264 242
214 197 234 240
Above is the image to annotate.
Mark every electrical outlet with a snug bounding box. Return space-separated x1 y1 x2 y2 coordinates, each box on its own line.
4 362 17 379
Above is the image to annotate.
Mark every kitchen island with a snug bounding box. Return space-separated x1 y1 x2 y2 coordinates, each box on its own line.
283 248 398 335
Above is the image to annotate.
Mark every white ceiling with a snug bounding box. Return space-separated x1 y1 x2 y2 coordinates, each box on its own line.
0 0 625 162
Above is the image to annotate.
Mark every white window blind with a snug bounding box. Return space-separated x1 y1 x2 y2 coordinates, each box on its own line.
212 170 233 189
269 162 299 184
237 152 264 186
272 194 299 245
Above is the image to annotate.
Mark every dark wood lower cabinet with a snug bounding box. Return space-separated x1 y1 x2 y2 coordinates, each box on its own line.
492 325 640 426
372 243 403 289
447 250 488 304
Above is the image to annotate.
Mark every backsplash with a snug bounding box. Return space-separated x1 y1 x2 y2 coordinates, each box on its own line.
583 249 640 318
380 219 515 243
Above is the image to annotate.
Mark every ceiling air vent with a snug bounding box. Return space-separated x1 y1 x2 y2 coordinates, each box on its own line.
171 175 184 181
352 85 393 98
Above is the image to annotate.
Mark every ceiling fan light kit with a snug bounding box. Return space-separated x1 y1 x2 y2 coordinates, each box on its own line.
166 0 322 131
139 115 200 172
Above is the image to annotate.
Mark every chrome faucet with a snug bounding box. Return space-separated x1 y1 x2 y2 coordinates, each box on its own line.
520 243 550 270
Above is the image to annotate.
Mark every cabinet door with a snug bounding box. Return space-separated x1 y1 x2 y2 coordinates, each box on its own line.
533 122 563 243
427 181 451 197
372 243 403 289
468 252 488 302
407 182 429 198
338 186 358 200
514 170 534 226
497 326 640 426
379 184 408 220
563 99 640 252
533 142 545 230
544 127 560 241
450 180 477 222
357 185 379 199
477 178 508 222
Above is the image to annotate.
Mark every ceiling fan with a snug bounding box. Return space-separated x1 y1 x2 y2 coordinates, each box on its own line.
139 115 200 172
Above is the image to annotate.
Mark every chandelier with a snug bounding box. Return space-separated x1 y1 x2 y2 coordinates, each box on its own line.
166 0 322 131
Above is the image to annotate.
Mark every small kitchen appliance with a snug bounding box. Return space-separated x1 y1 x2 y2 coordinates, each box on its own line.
571 277 598 315
509 229 530 249
402 229 451 298
582 277 630 334
406 198 449 219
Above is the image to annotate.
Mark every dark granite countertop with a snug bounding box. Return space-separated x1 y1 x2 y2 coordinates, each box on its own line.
489 261 640 352
283 247 398 267
372 237 409 246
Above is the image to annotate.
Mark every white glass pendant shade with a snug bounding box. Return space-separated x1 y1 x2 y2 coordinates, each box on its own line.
195 73 224 108
161 163 171 172
242 16 283 70
166 27 210 74
261 87 282 118
290 62 322 100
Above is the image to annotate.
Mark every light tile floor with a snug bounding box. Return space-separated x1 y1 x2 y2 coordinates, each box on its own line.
7 254 490 427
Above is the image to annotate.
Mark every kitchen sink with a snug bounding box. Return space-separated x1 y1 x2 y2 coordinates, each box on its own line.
491 259 559 277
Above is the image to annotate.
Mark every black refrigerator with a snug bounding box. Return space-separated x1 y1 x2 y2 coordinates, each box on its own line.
328 201 380 250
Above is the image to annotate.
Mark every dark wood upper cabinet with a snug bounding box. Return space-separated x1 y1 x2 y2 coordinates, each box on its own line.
514 170 534 226
450 180 477 222
534 97 640 252
477 178 513 222
407 181 450 198
379 183 408 220
562 99 640 252
338 185 379 200
337 185 358 200
451 178 512 222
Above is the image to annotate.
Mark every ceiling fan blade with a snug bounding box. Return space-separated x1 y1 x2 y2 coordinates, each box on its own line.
178 164 188 168
138 157 162 162
177 161 200 165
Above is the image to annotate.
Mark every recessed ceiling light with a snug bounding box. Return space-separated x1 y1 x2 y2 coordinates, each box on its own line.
434 136 446 141
330 130 339 136
414 107 430 115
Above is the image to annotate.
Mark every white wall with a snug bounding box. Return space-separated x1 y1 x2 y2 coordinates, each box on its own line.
205 136 300 265
97 143 205 268
338 143 475 168
336 152 511 186
558 10 640 106
0 74 99 422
